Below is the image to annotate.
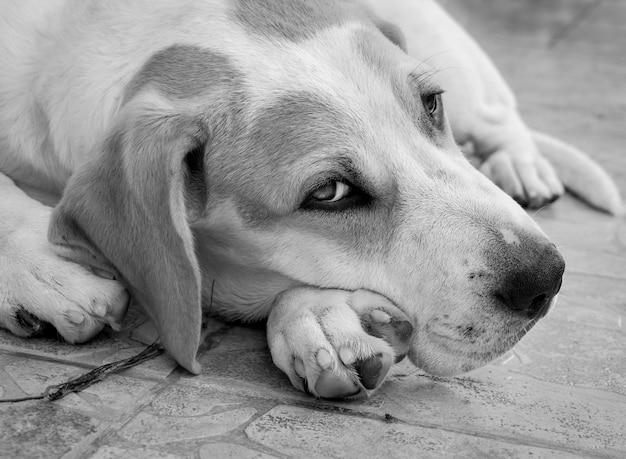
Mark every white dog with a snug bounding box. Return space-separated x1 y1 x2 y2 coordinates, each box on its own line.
0 0 621 398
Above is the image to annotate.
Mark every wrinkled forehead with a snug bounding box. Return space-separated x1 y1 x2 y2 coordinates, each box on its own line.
233 0 369 42
229 0 412 95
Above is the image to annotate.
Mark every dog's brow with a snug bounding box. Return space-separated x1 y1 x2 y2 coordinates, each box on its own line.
407 70 442 94
233 0 360 41
246 91 352 167
216 91 359 220
124 45 243 103
352 29 425 117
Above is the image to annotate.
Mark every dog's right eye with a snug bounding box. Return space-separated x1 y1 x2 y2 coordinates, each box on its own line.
311 181 351 202
302 180 368 211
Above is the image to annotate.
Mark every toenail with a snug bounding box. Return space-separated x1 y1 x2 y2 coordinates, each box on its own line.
92 267 115 280
316 349 332 369
66 310 86 325
294 357 306 378
339 347 355 365
14 307 46 335
94 303 107 317
370 310 391 323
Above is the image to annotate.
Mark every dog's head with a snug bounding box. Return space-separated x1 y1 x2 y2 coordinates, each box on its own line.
49 0 564 375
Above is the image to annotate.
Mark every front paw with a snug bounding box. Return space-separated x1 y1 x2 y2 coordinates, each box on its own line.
0 214 129 343
480 150 564 208
267 288 413 399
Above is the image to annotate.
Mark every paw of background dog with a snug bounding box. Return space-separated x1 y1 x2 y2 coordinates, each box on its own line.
267 288 413 399
0 210 129 342
480 149 565 208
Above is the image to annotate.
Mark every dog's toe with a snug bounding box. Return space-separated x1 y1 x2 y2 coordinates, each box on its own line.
480 150 565 209
315 370 361 399
354 353 393 389
362 312 413 363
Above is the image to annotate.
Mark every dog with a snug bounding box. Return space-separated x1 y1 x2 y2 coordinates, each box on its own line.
0 0 622 399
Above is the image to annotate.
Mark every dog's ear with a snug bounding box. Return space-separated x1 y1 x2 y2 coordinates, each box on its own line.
49 103 208 374
373 18 407 53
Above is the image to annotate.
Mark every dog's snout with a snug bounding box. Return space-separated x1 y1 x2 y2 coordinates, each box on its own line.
494 242 565 318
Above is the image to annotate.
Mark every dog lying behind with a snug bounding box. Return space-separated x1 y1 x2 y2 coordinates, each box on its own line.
0 0 621 399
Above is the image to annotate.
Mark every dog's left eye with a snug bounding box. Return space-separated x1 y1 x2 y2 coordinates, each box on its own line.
302 180 366 211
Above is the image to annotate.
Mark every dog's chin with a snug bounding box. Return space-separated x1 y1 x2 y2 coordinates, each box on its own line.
407 333 513 376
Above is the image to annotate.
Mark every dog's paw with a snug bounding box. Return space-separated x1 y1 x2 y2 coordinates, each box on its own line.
480 149 564 208
0 210 129 343
267 288 413 399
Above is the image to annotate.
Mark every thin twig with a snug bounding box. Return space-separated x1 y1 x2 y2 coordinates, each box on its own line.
0 341 163 403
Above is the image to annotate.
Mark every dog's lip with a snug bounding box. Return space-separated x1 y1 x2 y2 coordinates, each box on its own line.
408 335 500 373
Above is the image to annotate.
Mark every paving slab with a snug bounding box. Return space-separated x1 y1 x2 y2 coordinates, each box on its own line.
245 404 579 459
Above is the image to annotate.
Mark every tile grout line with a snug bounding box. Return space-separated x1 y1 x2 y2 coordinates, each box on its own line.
60 370 187 459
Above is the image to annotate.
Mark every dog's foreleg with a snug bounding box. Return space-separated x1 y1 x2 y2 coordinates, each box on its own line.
0 173 129 341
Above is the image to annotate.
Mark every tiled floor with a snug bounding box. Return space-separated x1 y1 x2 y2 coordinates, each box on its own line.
1 1 625 458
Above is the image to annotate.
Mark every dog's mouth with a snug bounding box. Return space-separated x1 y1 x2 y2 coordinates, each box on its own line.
404 309 546 376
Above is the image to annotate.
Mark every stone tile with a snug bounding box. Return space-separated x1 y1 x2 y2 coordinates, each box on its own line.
90 446 187 459
558 272 626 312
102 314 226 380
179 326 306 401
0 400 102 459
3 358 80 398
245 405 576 459
512 316 626 395
199 443 278 459
119 410 257 446
487 279 626 396
559 247 626 279
115 385 257 448
351 361 626 456
0 355 158 423
535 210 626 253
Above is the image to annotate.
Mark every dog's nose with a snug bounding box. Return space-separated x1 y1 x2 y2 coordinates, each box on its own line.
493 240 565 319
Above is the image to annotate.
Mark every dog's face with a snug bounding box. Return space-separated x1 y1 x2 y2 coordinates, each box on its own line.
194 24 564 375
50 0 564 375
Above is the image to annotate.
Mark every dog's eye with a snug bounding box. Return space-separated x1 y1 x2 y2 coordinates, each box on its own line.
420 91 446 131
302 180 367 211
422 91 442 116
311 181 351 202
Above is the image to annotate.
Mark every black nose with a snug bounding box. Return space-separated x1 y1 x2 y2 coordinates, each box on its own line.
494 242 565 319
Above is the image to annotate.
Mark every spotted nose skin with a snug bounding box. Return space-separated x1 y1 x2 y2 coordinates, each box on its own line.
484 229 565 319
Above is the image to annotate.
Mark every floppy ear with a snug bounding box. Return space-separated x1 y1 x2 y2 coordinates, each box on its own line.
49 103 208 374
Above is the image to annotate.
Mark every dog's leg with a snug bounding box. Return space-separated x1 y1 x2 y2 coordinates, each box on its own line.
267 288 413 399
0 173 129 342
